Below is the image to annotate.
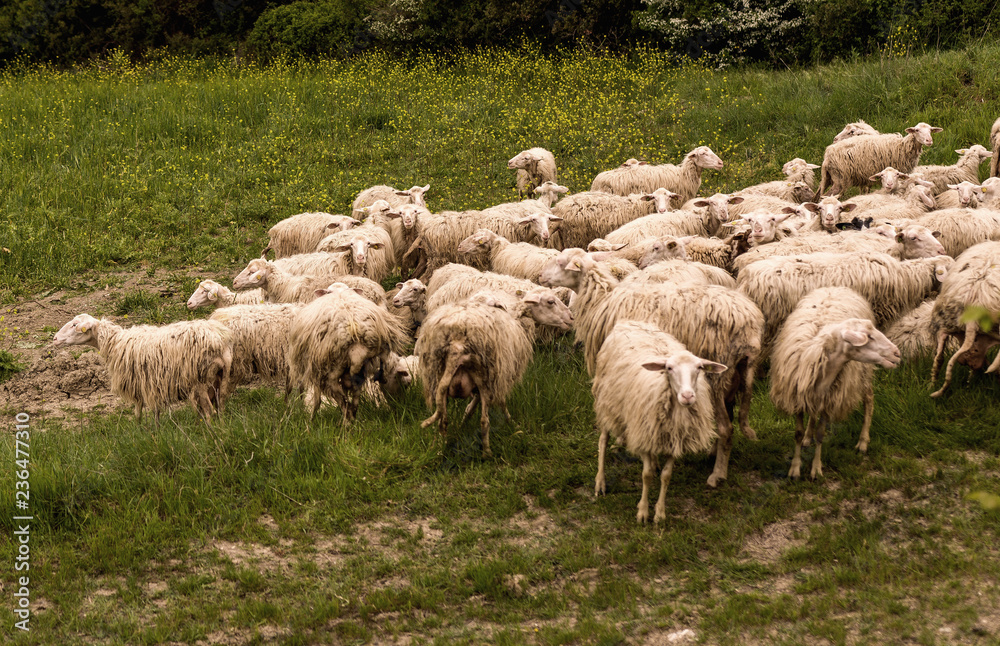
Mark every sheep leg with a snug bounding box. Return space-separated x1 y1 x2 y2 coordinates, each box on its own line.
738 362 757 440
595 427 609 496
931 322 979 398
134 402 143 423
857 383 874 453
810 417 827 481
421 350 465 436
461 395 479 423
653 455 676 524
479 391 492 458
988 350 1000 374
707 389 734 488
637 453 654 524
930 329 950 383
789 412 806 479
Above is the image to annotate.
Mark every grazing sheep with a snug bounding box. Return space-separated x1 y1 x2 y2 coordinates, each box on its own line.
832 120 880 143
209 303 300 395
991 117 1000 178
818 122 942 197
351 184 430 214
590 146 724 202
316 224 395 283
52 314 232 424
508 148 558 199
912 145 993 194
929 241 1000 397
736 252 953 345
935 181 983 209
550 188 678 250
885 300 957 360
540 249 764 487
414 300 534 456
592 320 725 523
286 283 409 422
263 212 360 258
457 229 561 282
770 287 901 479
533 181 569 208
187 280 264 309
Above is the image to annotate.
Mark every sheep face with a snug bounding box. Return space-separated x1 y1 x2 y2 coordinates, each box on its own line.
870 166 908 193
641 352 727 407
642 187 680 214
521 289 574 331
457 230 498 258
782 158 820 175
517 211 561 242
980 178 1000 206
896 225 946 259
832 121 877 143
334 238 381 273
912 184 937 208
393 185 430 207
539 249 591 290
360 199 393 221
692 193 743 225
946 181 983 207
957 144 993 164
905 122 942 146
187 280 222 309
233 259 269 289
744 211 792 244
387 204 425 230
533 181 569 207
690 146 724 170
392 279 426 308
823 319 901 371
587 239 626 253
805 197 857 233
507 150 539 170
325 215 362 233
638 235 691 268
53 314 100 348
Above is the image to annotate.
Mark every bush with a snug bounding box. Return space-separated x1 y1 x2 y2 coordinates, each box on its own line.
246 0 369 61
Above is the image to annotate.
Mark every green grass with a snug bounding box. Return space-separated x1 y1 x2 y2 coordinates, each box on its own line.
2 42 1000 644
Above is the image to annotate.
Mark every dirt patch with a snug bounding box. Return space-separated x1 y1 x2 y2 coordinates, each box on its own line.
2 348 119 418
741 511 811 564
507 495 559 548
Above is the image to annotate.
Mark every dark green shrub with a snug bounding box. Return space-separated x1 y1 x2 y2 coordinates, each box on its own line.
246 0 368 61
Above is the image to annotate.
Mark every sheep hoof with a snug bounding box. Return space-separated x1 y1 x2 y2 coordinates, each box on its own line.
741 425 757 440
595 478 606 497
788 466 801 479
855 440 869 453
654 506 667 524
810 465 823 480
706 473 723 488
929 387 946 399
636 506 649 524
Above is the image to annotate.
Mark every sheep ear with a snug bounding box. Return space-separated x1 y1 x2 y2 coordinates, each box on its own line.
611 242 628 250
666 241 677 249
955 149 968 155
333 243 353 252
841 327 869 347
692 200 710 207
727 196 745 205
931 127 943 133
549 215 564 222
841 203 858 212
353 288 366 296
566 259 582 272
522 292 541 304
385 211 402 219
780 206 798 214
79 325 88 333
835 222 854 231
314 289 331 298
394 190 410 197
420 184 430 192
515 216 534 225
803 202 820 213
806 163 820 170
395 282 404 289
641 359 667 372
932 230 942 238
640 195 655 201
947 184 959 190
252 271 264 281
699 360 728 374
868 173 883 182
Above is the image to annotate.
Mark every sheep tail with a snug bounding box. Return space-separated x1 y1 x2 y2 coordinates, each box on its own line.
421 341 467 434
931 321 978 398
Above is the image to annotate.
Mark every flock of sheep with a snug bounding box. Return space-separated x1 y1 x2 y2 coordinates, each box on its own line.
51 116 1000 523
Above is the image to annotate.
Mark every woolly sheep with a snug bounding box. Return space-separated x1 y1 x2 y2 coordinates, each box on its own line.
414 300 534 456
727 192 800 219
262 211 360 258
592 320 725 523
843 183 936 220
681 234 750 273
739 178 814 202
603 208 725 249
508 148 557 199
532 181 569 208
209 302 300 395
623 258 737 289
770 287 901 479
52 314 232 424
351 184 430 215
912 145 993 194
385 203 432 276
929 241 1000 397
457 229 561 282
479 199 562 245
392 278 428 328
187 280 264 310
593 234 692 267
782 158 823 189
316 223 395 283
234 258 346 304
540 249 763 487
818 122 942 197
271 251 352 277
935 181 983 209
981 178 1000 207
550 188 678 250
590 146 723 203
736 211 797 245
286 282 408 422
900 207 1000 257
885 300 958 360
832 120 880 143
991 117 1000 178
465 287 575 343
680 193 745 236
800 196 859 233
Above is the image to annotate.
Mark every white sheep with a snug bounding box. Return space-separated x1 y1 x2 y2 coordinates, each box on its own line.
770 287 901 479
591 234 691 267
899 207 1000 258
550 188 678 250
590 146 724 202
233 258 347 303
801 196 859 233
186 279 264 310
912 145 993 194
316 224 395 283
384 203 432 276
262 212 360 258
208 302 301 395
457 229 561 282
285 282 409 422
739 178 814 202
843 183 936 220
818 122 942 196
270 251 352 277
479 199 562 245
391 278 428 328
52 314 232 424
832 120 880 143
680 193 746 235
603 207 727 249
782 158 823 189
623 258 736 289
532 181 569 208
935 181 983 209
351 184 430 214
592 320 726 523
508 148 558 199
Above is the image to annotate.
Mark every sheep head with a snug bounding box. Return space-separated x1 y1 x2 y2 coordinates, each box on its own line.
457 229 501 257
533 181 569 207
53 313 102 348
539 248 593 291
516 210 561 243
741 211 794 244
638 235 693 268
521 288 574 331
820 319 901 379
946 181 983 207
187 279 223 310
804 196 857 233
394 185 430 207
641 352 727 407
233 258 270 289
905 122 943 146
869 166 908 193
640 187 680 214
688 146 724 170
392 279 426 309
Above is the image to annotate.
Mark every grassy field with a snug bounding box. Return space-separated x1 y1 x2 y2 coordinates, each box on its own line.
1 42 1000 645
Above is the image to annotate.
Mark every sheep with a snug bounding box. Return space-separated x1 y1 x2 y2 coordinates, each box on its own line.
285 282 409 422
801 196 859 233
844 183 937 220
736 252 953 346
208 302 300 395
532 181 569 208
991 117 1000 178
832 120 880 143
680 193 746 235
508 148 558 199
52 314 232 424
316 224 395 283
539 248 764 487
623 259 736 289
603 207 726 249
912 145 993 194
782 158 823 189
391 278 428 328
981 178 1000 208
928 241 1000 397
270 252 352 277
770 287 901 479
592 320 726 523
479 199 562 245
739 179 814 202
381 352 420 396
550 188 678 250
681 233 751 273
234 258 384 305
727 192 800 220
457 229 561 282
262 212 360 258
818 122 942 197
351 184 430 215
935 181 983 209
187 280 265 310
414 300 534 456
593 234 693 267
590 146 724 203
885 300 949 360
900 207 1000 258
385 203 432 276
736 211 797 245
465 287 575 343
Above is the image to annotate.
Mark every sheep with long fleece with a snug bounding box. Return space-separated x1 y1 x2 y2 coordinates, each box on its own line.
316 224 395 283
770 287 901 479
52 314 232 424
532 181 569 208
801 196 859 234
590 146 724 202
271 251 352 277
935 181 983 209
351 184 430 214
457 229 561 282
783 158 823 189
414 300 534 456
540 249 763 487
391 278 427 329
508 148 558 199
592 320 726 523
844 183 937 219
736 252 953 346
603 207 728 249
885 300 953 360
262 212 360 258
736 211 797 246
208 302 300 396
590 234 691 267
234 258 385 305
384 203 432 276
832 120 880 143
630 234 741 272
550 188 678 250
991 117 1000 178
928 241 1000 397
727 192 801 220
739 179 814 202
818 122 942 197
187 280 264 310
624 258 736 289
478 199 562 245
465 287 575 343
286 282 408 422
897 207 1000 258
912 145 993 194
680 193 746 236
